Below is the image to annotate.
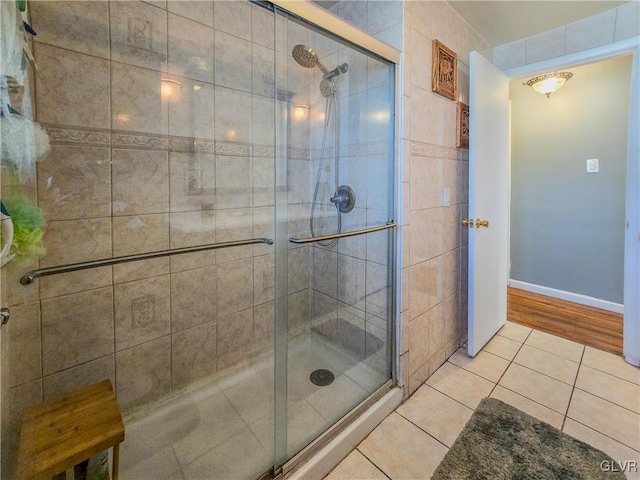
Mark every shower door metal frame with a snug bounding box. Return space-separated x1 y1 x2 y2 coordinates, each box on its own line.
269 0 402 476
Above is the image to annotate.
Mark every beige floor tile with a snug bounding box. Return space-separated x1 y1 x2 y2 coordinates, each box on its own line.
563 419 640 480
497 321 532 343
426 362 494 409
325 449 388 480
582 347 640 386
525 330 584 362
448 348 510 383
490 385 564 429
397 385 473 447
499 363 573 414
567 389 640 450
514 345 580 385
482 334 522 360
576 365 640 414
358 412 448 480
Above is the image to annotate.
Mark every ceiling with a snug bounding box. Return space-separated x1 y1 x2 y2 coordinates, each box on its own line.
312 0 629 47
447 1 628 46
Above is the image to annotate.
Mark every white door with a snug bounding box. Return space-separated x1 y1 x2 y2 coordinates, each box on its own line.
467 52 510 356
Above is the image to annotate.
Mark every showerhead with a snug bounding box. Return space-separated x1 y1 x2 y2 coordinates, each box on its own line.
292 45 349 98
319 79 335 98
292 44 329 75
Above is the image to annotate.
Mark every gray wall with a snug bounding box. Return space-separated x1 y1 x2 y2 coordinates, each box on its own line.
510 54 631 304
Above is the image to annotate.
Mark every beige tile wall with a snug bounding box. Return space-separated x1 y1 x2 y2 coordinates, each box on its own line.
400 1 491 396
302 12 395 375
2 3 317 462
3 0 492 471
330 0 491 396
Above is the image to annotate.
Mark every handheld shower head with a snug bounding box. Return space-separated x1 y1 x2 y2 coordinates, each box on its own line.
324 63 349 80
319 79 335 98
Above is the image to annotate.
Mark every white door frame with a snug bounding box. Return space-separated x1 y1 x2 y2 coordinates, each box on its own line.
504 36 640 366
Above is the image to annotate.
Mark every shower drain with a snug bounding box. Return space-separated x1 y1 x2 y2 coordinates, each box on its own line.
310 369 335 386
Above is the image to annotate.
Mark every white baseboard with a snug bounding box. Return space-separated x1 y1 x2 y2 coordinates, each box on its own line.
508 280 624 314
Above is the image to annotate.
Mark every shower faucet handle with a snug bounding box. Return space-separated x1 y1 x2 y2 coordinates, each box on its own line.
330 185 356 214
330 193 347 204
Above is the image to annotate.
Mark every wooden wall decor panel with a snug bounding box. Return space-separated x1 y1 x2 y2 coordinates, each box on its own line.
432 39 458 101
457 102 469 149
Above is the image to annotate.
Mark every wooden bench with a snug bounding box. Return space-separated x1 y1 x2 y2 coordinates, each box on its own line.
16 380 125 480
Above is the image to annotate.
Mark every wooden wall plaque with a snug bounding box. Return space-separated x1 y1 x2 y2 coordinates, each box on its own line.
457 102 469 149
432 40 458 101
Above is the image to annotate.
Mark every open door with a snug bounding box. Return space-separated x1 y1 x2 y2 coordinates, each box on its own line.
467 52 510 356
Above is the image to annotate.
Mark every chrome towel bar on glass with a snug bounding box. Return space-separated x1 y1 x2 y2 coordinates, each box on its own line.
19 237 274 285
289 221 396 244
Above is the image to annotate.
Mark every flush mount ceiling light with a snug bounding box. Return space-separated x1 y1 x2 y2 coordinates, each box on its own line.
523 71 573 98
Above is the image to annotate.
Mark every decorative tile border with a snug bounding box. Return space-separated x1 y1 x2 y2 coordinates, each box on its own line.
44 124 109 147
253 144 275 158
112 131 168 151
366 141 390 156
40 125 356 163
169 136 215 154
309 142 391 159
410 140 458 160
215 141 251 157
341 143 367 157
288 147 310 160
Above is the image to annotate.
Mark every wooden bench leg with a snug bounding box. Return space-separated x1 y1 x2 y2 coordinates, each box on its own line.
112 444 120 480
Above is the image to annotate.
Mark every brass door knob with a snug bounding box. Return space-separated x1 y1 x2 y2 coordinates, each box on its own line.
461 218 474 228
476 219 489 228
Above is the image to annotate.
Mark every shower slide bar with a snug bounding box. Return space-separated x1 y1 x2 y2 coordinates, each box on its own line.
19 237 274 285
289 221 396 244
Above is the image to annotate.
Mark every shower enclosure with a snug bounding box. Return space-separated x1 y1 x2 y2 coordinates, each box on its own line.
0 1 396 478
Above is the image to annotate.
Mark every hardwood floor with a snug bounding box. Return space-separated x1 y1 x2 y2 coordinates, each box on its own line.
507 287 623 355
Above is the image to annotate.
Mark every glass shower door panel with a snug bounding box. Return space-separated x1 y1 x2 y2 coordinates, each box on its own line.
274 10 395 463
0 1 278 479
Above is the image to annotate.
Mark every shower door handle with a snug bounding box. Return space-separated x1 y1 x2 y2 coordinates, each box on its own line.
19 237 274 285
289 221 396 244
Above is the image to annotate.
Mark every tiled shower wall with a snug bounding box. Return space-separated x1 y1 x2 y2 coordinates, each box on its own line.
329 0 492 396
400 1 490 395
302 23 395 374
2 0 317 462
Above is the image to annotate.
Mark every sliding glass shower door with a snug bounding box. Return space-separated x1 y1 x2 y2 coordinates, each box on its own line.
0 1 394 479
273 8 396 468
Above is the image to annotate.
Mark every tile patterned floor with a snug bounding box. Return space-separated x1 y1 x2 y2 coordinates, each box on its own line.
326 322 640 480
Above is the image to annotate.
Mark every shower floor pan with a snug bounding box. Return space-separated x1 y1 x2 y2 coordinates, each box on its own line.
119 332 388 480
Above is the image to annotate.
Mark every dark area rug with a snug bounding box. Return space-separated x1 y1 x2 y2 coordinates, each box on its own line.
431 398 626 480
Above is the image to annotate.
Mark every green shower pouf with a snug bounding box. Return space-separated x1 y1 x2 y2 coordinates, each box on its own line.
3 196 45 257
